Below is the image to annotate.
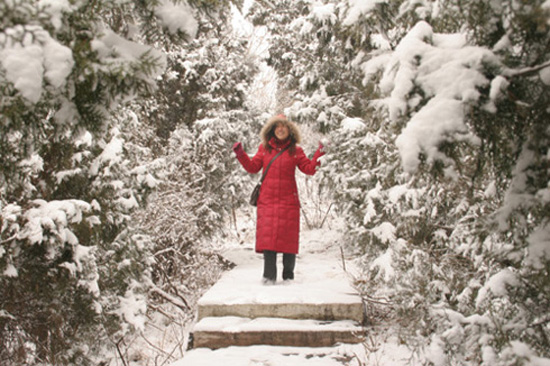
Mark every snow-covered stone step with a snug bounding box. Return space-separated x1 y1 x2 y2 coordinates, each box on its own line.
191 316 364 349
198 301 363 322
197 252 364 322
174 344 365 366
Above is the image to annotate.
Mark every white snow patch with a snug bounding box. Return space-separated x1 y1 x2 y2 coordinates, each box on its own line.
91 28 166 74
343 0 385 26
493 34 511 52
310 3 337 25
489 75 509 102
501 341 550 366
117 195 139 210
371 222 396 244
362 21 495 173
194 316 360 333
90 133 124 175
370 247 395 281
74 131 93 147
0 25 73 103
19 154 44 175
363 199 377 225
484 181 497 198
3 264 18 277
117 283 147 332
425 335 447 366
395 98 467 173
340 117 365 131
526 225 550 269
38 0 73 30
1 39 43 103
18 199 91 245
476 268 519 308
168 223 416 366
174 344 365 366
155 0 198 38
198 250 361 306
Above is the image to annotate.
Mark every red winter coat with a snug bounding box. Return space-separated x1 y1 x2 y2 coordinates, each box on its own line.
236 138 323 254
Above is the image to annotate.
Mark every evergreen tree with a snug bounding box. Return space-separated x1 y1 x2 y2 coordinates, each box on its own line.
130 6 264 357
331 1 550 364
0 0 233 364
248 0 368 130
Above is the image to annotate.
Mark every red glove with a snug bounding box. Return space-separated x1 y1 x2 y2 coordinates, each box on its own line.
232 142 244 157
312 142 326 161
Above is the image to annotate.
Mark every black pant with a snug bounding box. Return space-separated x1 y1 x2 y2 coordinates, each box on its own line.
263 250 296 281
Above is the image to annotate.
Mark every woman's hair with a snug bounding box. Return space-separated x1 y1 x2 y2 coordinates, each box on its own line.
260 114 302 154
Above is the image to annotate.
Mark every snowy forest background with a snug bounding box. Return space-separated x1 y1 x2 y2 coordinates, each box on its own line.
1 0 550 365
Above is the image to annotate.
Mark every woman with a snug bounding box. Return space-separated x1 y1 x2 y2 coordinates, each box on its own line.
232 114 325 284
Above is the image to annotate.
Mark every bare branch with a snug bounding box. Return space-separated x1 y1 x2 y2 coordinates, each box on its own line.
149 286 190 310
502 60 550 78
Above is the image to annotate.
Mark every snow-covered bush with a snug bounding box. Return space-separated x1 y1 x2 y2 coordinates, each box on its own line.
336 0 550 364
0 0 226 364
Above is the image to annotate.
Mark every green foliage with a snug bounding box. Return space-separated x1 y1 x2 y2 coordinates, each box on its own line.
0 0 234 364
340 1 550 364
132 5 261 257
127 9 263 362
142 32 258 139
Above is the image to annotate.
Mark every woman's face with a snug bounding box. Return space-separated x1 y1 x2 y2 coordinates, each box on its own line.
274 123 290 141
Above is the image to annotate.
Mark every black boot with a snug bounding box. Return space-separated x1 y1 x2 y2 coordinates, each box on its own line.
263 250 277 284
282 253 296 281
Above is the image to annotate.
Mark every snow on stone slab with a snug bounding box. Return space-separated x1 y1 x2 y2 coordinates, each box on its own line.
172 344 365 366
194 316 361 333
174 332 416 366
198 248 360 306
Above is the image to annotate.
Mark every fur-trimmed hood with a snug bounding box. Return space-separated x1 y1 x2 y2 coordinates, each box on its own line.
260 115 302 148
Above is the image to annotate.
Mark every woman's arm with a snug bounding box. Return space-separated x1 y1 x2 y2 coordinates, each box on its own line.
233 143 264 174
296 143 325 176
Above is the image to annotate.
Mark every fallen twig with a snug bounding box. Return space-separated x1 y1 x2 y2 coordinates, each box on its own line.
150 285 189 310
340 246 347 272
319 202 334 229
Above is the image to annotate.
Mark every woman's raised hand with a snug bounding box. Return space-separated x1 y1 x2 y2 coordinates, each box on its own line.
312 141 326 162
319 138 330 153
232 142 244 157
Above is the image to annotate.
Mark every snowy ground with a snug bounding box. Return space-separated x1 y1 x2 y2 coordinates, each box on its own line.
165 219 417 365
198 240 361 308
173 340 416 366
172 344 364 366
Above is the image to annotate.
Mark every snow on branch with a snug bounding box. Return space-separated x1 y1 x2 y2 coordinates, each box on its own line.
154 0 198 38
0 24 73 103
18 199 91 245
359 21 497 174
502 59 550 79
343 0 385 26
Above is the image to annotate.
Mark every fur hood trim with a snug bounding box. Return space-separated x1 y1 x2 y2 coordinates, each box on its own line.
260 115 302 148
